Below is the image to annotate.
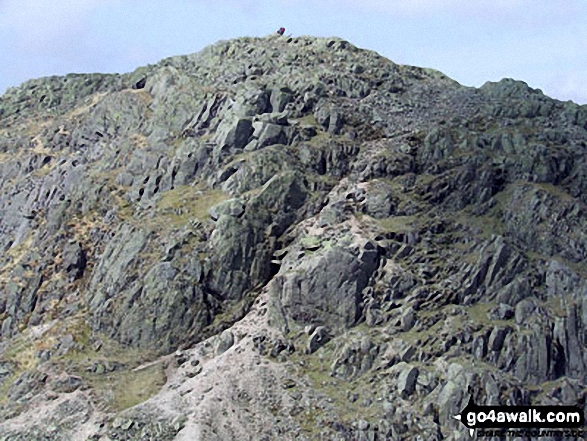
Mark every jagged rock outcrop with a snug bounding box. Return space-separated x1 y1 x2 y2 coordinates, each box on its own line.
0 34 586 440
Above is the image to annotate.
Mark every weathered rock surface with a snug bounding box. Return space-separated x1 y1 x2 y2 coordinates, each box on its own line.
0 34 586 440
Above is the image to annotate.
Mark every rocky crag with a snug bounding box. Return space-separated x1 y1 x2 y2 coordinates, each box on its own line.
0 34 586 440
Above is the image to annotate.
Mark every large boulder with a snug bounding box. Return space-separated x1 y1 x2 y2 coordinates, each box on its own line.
248 121 287 150
213 116 254 159
268 238 380 331
270 87 293 113
207 172 309 301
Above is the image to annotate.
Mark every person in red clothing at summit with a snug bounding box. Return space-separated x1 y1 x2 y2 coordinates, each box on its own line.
277 27 285 36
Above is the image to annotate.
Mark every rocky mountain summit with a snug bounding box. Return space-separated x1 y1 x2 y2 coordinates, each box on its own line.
0 34 586 440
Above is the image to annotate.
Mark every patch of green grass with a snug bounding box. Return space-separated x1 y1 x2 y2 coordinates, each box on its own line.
113 197 134 221
300 235 322 250
416 173 437 186
306 131 330 146
0 152 13 164
294 114 318 126
308 174 339 187
1 332 38 365
451 184 509 240
475 213 505 237
395 323 442 345
0 334 44 403
530 181 576 203
286 333 383 433
87 363 167 412
375 215 417 233
0 374 17 404
467 302 514 327
0 314 164 411
466 302 494 326
56 322 165 411
155 186 228 227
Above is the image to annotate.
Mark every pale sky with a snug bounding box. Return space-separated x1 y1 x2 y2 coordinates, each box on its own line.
1 0 585 104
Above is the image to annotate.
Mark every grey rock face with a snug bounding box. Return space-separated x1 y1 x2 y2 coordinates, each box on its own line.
62 241 87 281
270 87 294 113
251 121 287 149
515 298 537 324
269 239 380 332
207 172 308 303
8 370 48 402
213 116 254 158
503 185 587 262
87 224 151 311
0 34 586 440
488 326 511 352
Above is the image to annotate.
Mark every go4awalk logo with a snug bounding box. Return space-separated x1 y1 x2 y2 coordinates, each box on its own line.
454 397 585 437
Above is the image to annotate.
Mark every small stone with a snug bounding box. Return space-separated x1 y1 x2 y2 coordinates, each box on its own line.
47 425 58 433
112 417 124 429
307 326 330 354
395 244 413 259
216 330 235 355
397 366 419 398
208 198 245 221
357 419 369 430
400 307 416 331
301 125 317 138
175 350 189 366
422 402 435 416
52 373 83 393
60 334 75 349
37 350 51 362
172 415 187 432
186 365 202 378
282 378 296 389
490 303 514 320
488 326 511 352
400 345 416 362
